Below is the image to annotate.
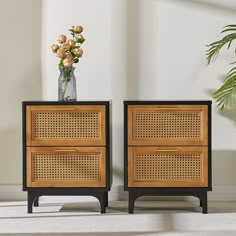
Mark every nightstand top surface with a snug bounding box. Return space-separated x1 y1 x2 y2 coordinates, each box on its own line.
124 100 212 105
22 101 111 105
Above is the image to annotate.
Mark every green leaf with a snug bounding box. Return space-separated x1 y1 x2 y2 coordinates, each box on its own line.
80 38 86 44
221 27 236 34
74 37 80 43
58 58 64 67
212 68 236 109
221 24 236 31
224 24 236 28
206 25 236 64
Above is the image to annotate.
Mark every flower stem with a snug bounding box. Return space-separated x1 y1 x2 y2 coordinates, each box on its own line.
61 79 69 100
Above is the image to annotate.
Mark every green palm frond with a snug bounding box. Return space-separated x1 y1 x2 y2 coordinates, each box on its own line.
206 25 236 109
213 67 236 110
207 25 236 64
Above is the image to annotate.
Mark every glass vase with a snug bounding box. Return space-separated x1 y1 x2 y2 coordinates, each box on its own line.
58 67 77 101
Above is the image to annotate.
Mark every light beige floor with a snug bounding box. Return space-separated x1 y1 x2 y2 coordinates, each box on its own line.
0 198 236 235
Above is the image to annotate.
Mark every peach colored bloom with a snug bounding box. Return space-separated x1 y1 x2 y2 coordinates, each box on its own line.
52 26 85 68
73 25 83 33
56 48 65 58
73 48 83 57
62 42 70 51
63 58 74 67
65 53 72 60
77 34 85 42
51 44 59 53
58 34 67 43
74 48 83 57
68 39 76 47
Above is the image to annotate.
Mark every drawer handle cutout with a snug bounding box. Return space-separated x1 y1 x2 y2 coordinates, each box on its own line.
156 149 179 152
156 107 178 110
56 149 78 152
54 108 77 110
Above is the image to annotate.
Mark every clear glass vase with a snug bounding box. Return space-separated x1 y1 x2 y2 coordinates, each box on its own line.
58 67 77 101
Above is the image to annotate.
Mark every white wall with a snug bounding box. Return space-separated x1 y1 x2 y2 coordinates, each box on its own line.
153 0 236 186
0 0 42 186
42 0 112 101
42 0 236 193
1 0 236 200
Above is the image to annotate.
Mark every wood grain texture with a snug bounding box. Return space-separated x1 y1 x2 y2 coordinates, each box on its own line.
26 147 32 187
26 147 106 187
128 146 208 187
26 105 106 146
26 106 32 147
128 105 208 146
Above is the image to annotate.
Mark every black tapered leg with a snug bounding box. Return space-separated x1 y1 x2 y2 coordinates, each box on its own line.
200 199 202 207
101 192 106 213
34 197 39 207
28 192 37 213
105 191 108 207
201 192 208 214
129 191 138 214
194 191 208 214
96 192 106 213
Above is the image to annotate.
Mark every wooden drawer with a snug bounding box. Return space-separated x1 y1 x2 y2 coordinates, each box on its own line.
26 147 106 187
26 105 106 146
128 146 208 187
128 105 208 146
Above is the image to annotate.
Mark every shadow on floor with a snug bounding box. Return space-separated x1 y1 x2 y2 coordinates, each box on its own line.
1 200 236 219
0 233 156 236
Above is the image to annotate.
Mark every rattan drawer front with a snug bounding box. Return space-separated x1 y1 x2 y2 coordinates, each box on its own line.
26 147 106 187
128 146 208 187
26 105 106 146
128 105 208 146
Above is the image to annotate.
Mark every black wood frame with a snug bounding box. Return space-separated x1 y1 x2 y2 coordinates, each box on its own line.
124 100 212 214
22 101 111 213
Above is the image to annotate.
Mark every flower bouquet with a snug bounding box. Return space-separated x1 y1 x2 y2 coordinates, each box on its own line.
51 25 85 101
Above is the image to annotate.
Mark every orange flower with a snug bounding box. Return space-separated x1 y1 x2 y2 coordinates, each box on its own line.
68 39 76 47
73 25 83 33
63 58 74 67
76 34 85 43
51 25 85 68
65 53 72 60
73 48 83 57
58 34 67 43
51 44 59 53
61 42 70 51
56 48 65 58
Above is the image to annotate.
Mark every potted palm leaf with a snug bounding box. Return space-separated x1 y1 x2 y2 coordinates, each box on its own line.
207 24 236 110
